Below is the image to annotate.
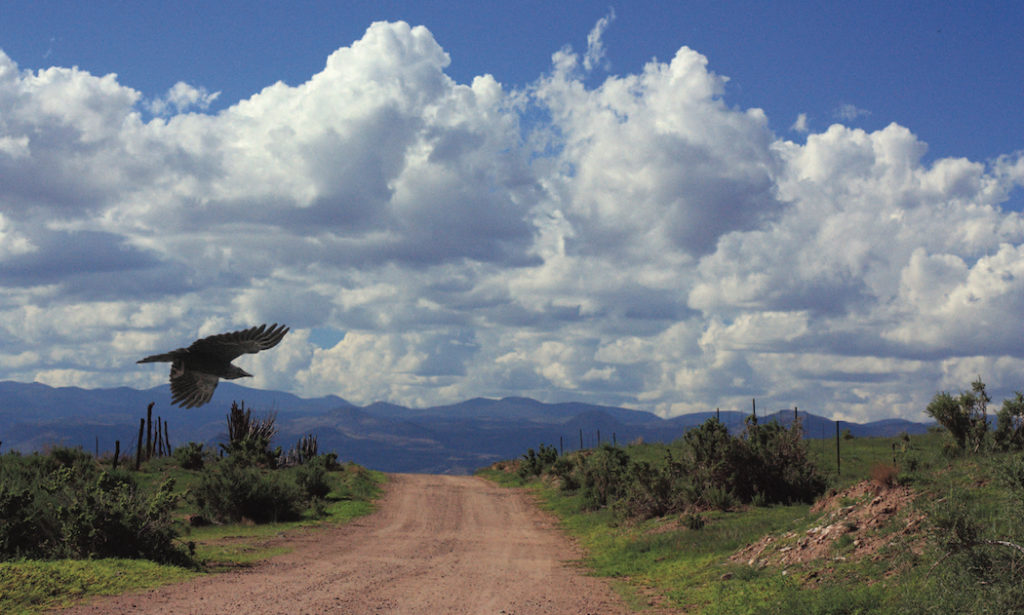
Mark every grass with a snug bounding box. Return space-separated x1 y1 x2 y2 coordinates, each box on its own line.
0 460 386 614
482 429 1024 614
0 558 195 615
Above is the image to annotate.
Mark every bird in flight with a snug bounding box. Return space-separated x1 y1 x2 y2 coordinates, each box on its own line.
137 323 289 408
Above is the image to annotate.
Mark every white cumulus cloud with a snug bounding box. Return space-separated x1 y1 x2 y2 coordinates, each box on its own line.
0 20 1023 423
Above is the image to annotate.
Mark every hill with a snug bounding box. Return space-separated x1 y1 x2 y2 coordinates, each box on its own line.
0 381 931 473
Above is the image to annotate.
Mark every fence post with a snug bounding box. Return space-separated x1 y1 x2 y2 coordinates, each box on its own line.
835 420 841 476
112 440 120 470
165 421 172 455
135 418 145 470
146 402 154 460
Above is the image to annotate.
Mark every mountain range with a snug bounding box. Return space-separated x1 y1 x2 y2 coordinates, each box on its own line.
0 381 932 474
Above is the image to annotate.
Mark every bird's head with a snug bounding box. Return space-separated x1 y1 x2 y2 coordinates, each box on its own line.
224 365 253 380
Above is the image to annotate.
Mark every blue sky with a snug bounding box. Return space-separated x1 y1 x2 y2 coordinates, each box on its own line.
0 1 1022 421
5 1 1020 163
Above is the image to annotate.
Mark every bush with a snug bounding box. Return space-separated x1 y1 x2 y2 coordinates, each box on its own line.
683 416 826 507
292 455 334 500
191 459 306 524
220 401 281 468
926 378 990 453
870 462 899 488
0 451 191 565
518 443 558 479
550 455 580 491
580 445 630 511
994 392 1024 451
173 441 208 470
617 460 677 520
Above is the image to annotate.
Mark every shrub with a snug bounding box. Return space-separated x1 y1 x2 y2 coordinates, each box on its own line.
683 416 826 507
701 483 737 511
0 451 191 565
292 455 334 500
220 401 281 468
870 462 899 488
173 441 208 470
683 512 706 530
926 378 990 453
580 445 630 511
617 460 677 520
518 443 559 479
191 459 305 524
994 392 1024 451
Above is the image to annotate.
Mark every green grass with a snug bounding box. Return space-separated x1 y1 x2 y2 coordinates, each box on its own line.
0 461 386 614
483 430 1024 614
0 558 195 615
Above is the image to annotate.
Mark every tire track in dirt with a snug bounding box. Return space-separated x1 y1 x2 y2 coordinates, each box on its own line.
58 474 633 614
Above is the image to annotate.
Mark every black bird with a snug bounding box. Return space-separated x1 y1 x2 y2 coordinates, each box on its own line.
137 323 289 408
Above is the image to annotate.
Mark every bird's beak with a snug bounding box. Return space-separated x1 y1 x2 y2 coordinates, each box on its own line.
240 369 253 378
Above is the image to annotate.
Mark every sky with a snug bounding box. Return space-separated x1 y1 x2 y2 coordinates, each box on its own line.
0 1 1022 422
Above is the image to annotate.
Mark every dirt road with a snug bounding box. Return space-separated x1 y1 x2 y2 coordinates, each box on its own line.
59 474 633 614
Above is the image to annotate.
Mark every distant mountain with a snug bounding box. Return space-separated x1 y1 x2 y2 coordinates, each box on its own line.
0 381 932 474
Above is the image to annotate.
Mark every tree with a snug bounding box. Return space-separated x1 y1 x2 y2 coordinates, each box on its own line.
926 377 990 453
994 392 1024 451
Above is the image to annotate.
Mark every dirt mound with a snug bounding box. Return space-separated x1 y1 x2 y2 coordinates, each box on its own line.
732 480 923 569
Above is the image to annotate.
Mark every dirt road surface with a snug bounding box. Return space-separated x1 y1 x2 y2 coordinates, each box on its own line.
58 474 635 614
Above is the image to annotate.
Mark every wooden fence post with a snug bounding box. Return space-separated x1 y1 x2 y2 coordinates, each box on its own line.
835 420 841 476
135 418 145 470
146 402 154 460
112 440 120 470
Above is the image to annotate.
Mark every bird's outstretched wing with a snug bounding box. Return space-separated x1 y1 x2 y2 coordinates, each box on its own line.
186 323 290 362
169 361 220 409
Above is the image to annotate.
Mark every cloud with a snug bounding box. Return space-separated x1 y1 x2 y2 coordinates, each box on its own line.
1 22 1024 423
583 8 616 72
834 103 871 121
791 112 809 133
146 82 221 115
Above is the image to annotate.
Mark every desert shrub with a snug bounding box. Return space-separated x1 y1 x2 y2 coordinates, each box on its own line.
173 441 208 470
615 460 676 520
46 445 95 469
682 416 826 507
994 392 1024 451
220 401 281 468
281 433 320 467
926 378 990 453
0 451 190 565
870 462 899 488
292 455 334 500
580 444 630 511
191 459 305 523
550 455 580 491
518 443 559 479
701 483 737 511
683 512 705 530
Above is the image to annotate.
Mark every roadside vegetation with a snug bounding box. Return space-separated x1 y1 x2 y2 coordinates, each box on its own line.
0 401 385 614
482 378 1024 614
